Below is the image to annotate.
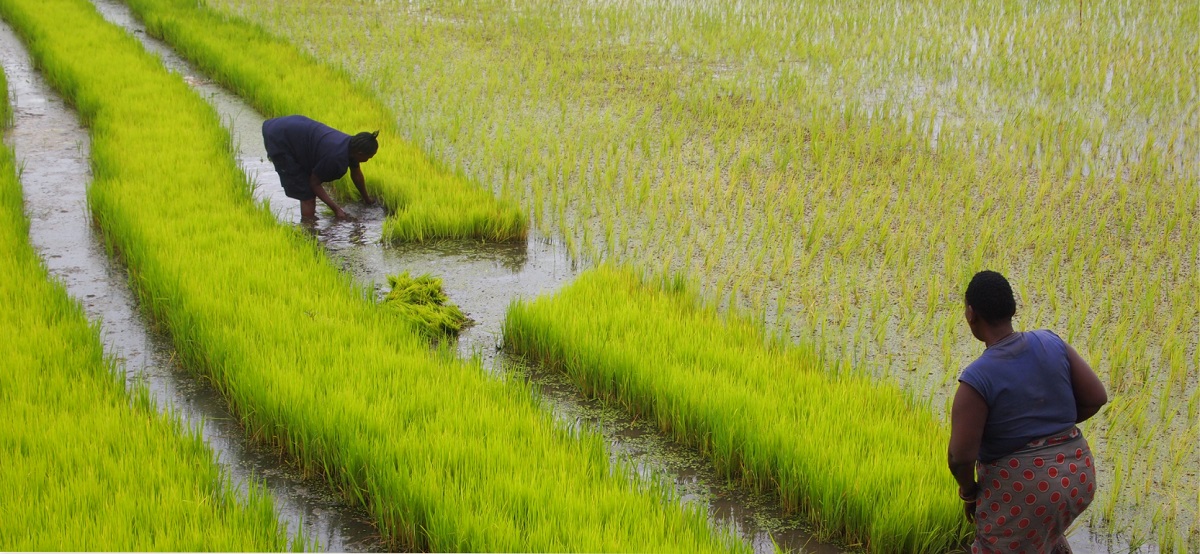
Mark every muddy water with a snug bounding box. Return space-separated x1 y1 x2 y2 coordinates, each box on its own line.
0 16 383 554
70 2 1148 553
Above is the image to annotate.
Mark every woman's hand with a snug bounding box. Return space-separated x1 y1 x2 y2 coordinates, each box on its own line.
963 499 976 523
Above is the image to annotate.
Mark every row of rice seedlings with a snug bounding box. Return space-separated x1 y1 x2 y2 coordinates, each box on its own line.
0 62 292 552
0 62 6 124
0 0 743 550
504 266 972 553
118 0 525 242
209 0 1198 543
382 271 469 338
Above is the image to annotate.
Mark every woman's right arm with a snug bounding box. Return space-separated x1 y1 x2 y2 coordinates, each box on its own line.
1066 343 1108 422
948 383 988 501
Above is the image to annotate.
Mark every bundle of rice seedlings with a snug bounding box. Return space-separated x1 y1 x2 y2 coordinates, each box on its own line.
384 271 469 337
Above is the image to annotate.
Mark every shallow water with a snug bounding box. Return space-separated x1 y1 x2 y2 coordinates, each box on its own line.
54 1 1153 551
85 2 853 550
0 13 383 553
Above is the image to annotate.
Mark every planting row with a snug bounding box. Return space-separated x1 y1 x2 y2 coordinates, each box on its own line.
0 0 740 550
122 0 525 242
207 0 1198 544
89 2 972 547
0 63 291 551
505 266 971 552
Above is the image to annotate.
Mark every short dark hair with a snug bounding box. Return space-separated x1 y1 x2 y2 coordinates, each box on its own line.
350 131 379 157
965 270 1016 324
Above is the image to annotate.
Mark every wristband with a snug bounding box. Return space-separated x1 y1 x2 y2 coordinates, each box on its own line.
958 484 979 501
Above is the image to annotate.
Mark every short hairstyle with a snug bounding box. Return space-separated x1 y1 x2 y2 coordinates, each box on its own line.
350 131 380 157
965 270 1016 324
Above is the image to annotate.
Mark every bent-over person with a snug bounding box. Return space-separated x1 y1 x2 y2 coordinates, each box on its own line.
262 115 377 221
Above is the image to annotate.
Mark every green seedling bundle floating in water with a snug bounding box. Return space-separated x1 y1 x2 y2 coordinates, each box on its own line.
383 271 470 338
0 65 291 551
505 266 972 552
0 0 742 550
120 0 526 243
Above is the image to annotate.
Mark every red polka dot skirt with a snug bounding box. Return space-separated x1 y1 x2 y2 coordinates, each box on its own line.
971 427 1095 554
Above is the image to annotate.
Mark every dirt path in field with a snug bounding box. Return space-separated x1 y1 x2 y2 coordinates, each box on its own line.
73 2 1132 552
0 17 385 554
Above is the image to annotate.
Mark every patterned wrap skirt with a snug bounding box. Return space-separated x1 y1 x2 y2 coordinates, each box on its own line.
972 427 1095 553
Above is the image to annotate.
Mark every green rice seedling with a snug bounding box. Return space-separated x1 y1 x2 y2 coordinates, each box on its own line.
0 0 744 550
504 266 972 552
0 66 7 126
184 0 1197 543
382 271 469 338
120 0 526 242
0 63 292 552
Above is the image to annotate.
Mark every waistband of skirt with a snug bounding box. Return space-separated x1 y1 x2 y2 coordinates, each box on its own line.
1017 426 1081 452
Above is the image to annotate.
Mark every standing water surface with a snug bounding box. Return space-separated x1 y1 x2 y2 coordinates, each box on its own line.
19 0 1133 551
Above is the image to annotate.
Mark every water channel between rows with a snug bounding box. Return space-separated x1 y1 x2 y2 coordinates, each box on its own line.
6 0 1133 551
0 14 385 554
84 0 841 550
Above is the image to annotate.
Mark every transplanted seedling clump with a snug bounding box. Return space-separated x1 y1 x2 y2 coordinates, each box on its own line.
384 271 469 337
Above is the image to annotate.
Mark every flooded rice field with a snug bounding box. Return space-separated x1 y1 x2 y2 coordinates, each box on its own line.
1 14 382 553
1 0 1155 550
30 0 847 550
82 0 868 550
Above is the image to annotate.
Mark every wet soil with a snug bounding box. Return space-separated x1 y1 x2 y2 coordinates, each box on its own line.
0 16 383 553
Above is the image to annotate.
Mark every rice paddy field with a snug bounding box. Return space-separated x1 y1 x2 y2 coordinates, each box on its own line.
4 0 1197 551
123 0 527 243
179 0 1195 548
0 0 741 551
0 57 294 551
504 265 973 551
181 0 1198 549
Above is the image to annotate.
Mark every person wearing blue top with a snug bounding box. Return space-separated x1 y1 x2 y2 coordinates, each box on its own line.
948 270 1108 553
262 115 378 221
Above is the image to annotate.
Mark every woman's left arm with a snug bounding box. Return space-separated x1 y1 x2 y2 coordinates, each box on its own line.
1066 343 1108 422
350 165 373 204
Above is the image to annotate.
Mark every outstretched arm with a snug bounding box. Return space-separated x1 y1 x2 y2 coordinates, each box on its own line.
350 165 373 205
309 173 348 219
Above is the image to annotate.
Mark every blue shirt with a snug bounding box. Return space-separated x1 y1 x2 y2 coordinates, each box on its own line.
958 330 1078 462
262 115 359 182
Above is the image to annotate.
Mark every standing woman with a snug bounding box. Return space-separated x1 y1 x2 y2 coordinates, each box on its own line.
948 270 1108 553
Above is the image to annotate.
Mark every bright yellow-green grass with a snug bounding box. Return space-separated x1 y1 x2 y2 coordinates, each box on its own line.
0 62 292 552
203 0 1200 547
121 0 526 242
505 265 972 552
0 0 744 550
383 271 469 338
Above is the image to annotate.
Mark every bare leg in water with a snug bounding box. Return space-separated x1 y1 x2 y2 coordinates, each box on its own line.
300 198 317 222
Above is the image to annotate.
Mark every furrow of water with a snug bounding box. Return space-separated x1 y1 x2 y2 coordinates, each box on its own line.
12 0 1135 549
0 14 382 553
87 0 849 550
